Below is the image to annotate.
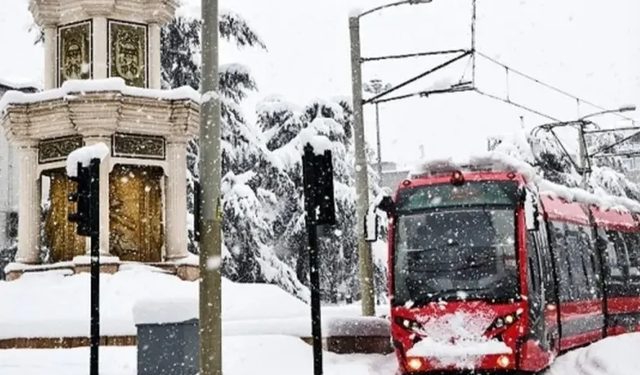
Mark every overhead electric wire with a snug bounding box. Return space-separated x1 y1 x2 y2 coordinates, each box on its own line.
475 51 638 123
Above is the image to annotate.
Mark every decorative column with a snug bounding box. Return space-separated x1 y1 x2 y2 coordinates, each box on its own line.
148 23 162 89
43 25 57 89
84 137 111 254
164 138 189 260
92 16 108 80
15 142 41 264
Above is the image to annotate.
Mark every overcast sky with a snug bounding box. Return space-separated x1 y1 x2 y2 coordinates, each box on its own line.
2 0 638 164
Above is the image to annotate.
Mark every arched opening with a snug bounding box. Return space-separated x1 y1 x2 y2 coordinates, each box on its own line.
109 164 164 262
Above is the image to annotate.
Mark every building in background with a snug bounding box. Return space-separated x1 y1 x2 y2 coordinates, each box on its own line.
0 79 40 251
377 161 411 192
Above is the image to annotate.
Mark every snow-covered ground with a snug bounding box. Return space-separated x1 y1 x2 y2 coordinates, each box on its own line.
0 336 398 375
0 264 389 339
2 333 640 375
3 263 640 375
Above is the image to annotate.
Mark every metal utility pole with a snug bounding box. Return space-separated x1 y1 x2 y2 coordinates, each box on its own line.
374 103 382 177
577 123 589 188
364 79 393 178
200 0 223 374
349 15 375 317
349 0 436 317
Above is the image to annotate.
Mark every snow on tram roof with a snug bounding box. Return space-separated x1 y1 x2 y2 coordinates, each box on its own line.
409 151 640 213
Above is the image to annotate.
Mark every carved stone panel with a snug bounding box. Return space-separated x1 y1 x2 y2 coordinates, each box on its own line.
39 136 84 164
58 21 92 86
108 20 148 88
112 133 165 160
109 165 164 262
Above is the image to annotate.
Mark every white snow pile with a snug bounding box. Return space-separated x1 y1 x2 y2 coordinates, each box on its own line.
65 143 110 177
273 119 337 166
0 335 399 375
545 332 640 375
0 77 200 114
408 311 510 369
0 266 389 340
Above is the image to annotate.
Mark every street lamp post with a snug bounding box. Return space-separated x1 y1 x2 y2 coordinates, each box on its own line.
349 0 433 317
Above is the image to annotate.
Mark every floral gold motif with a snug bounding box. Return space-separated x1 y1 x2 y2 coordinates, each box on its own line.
112 133 165 159
109 21 147 88
58 21 92 86
39 136 84 164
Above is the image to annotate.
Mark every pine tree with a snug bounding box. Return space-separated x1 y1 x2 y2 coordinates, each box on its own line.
160 12 307 300
494 128 640 201
264 97 385 303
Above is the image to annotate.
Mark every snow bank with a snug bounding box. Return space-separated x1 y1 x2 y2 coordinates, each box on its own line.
545 333 640 375
133 276 310 325
0 335 399 375
65 143 110 177
0 266 314 339
0 264 390 340
0 77 200 114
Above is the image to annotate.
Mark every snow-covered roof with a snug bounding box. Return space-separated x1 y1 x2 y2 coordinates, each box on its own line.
409 151 640 213
0 78 199 114
0 77 42 91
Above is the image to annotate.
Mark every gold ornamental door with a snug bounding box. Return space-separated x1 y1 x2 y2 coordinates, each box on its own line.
45 169 86 262
109 165 164 262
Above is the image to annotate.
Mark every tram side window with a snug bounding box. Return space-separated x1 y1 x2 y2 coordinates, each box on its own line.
549 221 573 302
622 233 640 273
565 224 590 300
599 228 621 277
526 232 541 297
577 226 599 298
607 230 630 274
536 220 557 304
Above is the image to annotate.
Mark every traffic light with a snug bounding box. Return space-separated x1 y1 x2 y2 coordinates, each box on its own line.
68 162 91 236
302 144 336 226
67 159 100 237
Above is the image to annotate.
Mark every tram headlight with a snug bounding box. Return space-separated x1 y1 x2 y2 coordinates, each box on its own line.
486 310 522 333
394 317 421 332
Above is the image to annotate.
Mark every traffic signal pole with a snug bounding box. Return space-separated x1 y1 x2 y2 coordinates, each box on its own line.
68 159 101 375
88 159 100 375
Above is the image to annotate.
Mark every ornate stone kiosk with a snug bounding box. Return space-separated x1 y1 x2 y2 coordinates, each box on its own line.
0 0 200 281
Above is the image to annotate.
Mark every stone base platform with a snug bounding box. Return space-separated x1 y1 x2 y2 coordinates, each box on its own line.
0 335 137 349
4 255 200 282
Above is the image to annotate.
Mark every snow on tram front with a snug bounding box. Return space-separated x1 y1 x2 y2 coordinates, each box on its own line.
366 160 553 375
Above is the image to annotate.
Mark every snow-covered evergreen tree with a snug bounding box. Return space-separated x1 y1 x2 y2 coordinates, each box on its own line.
261 97 386 303
493 128 640 201
158 11 308 300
